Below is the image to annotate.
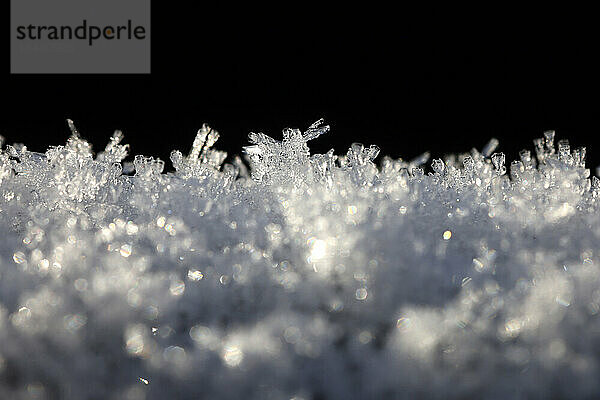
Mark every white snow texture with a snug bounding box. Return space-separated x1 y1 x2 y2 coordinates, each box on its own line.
0 120 599 399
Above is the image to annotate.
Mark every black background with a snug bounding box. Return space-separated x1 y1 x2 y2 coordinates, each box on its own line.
2 8 599 171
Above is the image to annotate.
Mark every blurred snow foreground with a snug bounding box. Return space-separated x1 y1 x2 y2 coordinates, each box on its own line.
1 120 600 400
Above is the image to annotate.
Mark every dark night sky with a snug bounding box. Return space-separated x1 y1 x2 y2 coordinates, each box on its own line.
2 9 599 171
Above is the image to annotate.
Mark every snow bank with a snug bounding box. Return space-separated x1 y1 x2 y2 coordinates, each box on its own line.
0 120 599 399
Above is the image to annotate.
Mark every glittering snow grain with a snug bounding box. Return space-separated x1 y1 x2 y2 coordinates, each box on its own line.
0 120 599 399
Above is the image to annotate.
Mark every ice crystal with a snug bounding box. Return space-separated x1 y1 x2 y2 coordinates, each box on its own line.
243 118 330 185
1 120 600 399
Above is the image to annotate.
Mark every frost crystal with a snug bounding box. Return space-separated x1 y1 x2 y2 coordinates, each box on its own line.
243 118 330 185
1 120 600 399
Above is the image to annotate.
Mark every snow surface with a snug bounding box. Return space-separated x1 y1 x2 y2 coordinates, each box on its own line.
0 120 599 399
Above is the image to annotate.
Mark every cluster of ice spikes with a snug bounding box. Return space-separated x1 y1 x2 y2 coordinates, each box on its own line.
1 120 600 399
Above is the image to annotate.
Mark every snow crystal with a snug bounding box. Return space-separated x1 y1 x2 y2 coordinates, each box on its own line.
1 120 600 399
